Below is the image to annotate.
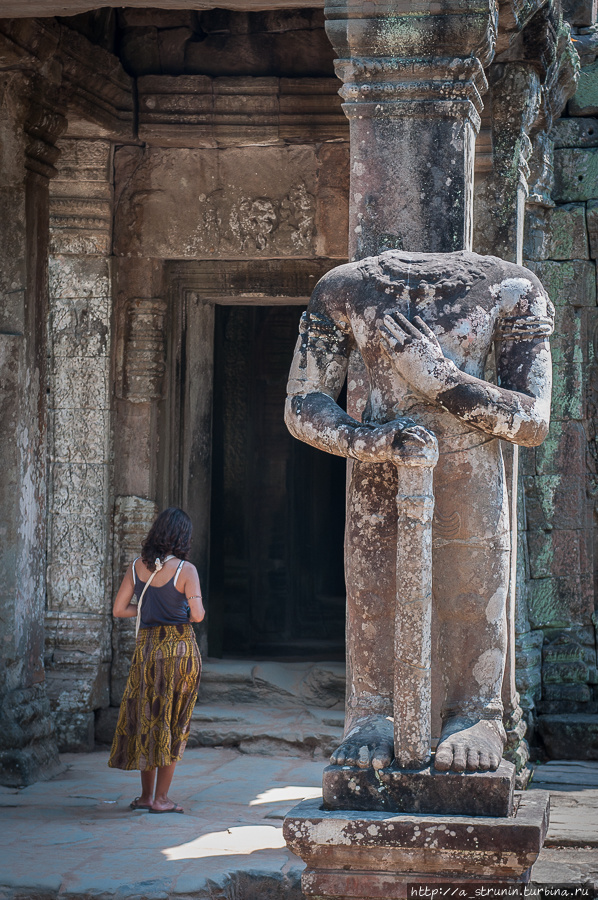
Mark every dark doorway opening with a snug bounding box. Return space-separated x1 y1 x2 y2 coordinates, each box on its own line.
208 304 346 660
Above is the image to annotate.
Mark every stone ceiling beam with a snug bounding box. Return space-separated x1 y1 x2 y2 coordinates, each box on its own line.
1 1 323 17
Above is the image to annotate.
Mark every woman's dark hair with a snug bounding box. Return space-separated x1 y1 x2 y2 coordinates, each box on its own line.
141 507 193 570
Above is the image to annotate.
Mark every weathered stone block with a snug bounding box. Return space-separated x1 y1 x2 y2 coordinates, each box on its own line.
50 462 108 517
524 205 589 260
283 792 550 891
49 512 107 573
538 713 598 758
46 562 105 611
535 420 587 475
51 356 110 410
543 660 589 682
553 148 598 202
542 683 592 701
0 683 65 787
553 117 598 149
48 256 110 299
516 667 542 693
544 632 588 662
586 200 598 257
528 575 593 629
114 144 320 259
524 474 584 531
314 143 349 260
524 259 596 307
51 409 110 464
550 305 585 420
569 60 598 116
322 761 515 817
562 0 598 25
527 529 581 579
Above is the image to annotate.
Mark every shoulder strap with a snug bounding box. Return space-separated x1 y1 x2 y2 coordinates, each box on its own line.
174 560 185 588
135 567 159 639
132 557 140 586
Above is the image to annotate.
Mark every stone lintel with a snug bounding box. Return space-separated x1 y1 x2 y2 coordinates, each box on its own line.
283 791 550 897
137 75 347 148
0 0 322 15
322 759 516 817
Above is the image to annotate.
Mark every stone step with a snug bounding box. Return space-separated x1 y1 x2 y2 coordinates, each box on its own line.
197 658 346 709
96 699 345 759
188 702 345 759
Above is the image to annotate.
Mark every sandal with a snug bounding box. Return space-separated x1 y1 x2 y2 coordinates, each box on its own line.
129 797 153 811
149 803 184 814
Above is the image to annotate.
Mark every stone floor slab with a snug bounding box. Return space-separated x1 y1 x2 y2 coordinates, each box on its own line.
0 751 596 899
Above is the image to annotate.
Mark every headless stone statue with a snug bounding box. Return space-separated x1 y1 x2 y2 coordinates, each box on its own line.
285 250 553 773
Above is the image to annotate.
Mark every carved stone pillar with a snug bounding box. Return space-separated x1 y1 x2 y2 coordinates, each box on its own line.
0 69 66 786
473 10 579 779
110 496 157 704
110 259 168 705
44 138 114 751
325 0 496 259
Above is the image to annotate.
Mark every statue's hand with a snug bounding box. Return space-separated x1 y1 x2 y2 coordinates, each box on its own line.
379 313 456 399
350 418 438 467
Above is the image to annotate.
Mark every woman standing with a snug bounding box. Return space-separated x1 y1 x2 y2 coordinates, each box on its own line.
109 507 204 814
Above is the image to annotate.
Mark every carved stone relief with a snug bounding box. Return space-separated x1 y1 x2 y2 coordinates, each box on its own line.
110 495 158 703
122 298 168 401
44 137 114 751
113 145 331 260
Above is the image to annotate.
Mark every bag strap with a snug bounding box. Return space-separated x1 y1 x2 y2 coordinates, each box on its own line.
135 568 159 639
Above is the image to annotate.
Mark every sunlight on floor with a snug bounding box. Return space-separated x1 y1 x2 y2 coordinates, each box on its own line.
248 785 322 806
162 825 286 860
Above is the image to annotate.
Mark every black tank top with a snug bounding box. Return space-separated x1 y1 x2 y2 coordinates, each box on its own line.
133 559 190 629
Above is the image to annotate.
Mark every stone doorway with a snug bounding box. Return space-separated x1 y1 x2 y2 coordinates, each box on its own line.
208 304 346 660
164 259 347 661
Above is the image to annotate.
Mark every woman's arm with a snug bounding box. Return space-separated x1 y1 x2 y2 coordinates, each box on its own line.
112 563 138 618
181 563 205 623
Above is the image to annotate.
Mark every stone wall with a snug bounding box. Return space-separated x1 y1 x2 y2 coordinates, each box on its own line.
44 138 115 751
0 62 66 785
520 3 598 754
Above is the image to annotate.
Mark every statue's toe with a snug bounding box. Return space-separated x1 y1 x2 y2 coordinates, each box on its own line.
467 748 480 771
452 746 467 772
371 746 392 771
357 745 371 768
433 744 453 771
478 750 490 771
330 746 346 766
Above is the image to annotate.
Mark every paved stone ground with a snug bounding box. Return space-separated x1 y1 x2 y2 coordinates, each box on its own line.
0 750 596 899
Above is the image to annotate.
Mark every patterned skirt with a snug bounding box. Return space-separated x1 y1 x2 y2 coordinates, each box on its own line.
108 623 201 771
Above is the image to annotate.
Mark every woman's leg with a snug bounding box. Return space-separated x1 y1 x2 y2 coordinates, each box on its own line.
152 761 180 811
140 769 156 804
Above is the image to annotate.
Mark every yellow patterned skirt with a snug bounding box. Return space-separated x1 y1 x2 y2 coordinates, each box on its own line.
108 623 201 771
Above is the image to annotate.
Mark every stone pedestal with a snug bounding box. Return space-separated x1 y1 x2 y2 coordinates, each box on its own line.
283 791 550 898
322 760 516 818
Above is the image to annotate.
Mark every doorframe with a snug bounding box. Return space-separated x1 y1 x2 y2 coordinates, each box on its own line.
161 258 341 654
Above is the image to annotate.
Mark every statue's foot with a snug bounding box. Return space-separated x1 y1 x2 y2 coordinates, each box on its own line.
434 715 505 773
330 714 394 770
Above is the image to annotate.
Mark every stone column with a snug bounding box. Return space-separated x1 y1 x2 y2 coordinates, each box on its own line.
110 257 168 706
0 70 66 786
325 0 495 260
473 17 579 775
44 138 114 751
326 0 496 749
473 62 541 778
